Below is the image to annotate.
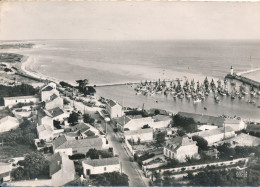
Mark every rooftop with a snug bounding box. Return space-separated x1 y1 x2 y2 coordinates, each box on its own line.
42 85 54 92
152 115 172 122
124 128 153 136
188 126 234 138
107 99 119 108
47 107 64 118
3 95 39 100
53 135 68 149
83 157 119 167
49 152 62 176
70 122 90 133
54 136 103 149
178 112 225 126
165 136 197 152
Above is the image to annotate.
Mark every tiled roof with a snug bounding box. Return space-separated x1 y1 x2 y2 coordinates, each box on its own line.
53 135 68 149
50 93 58 101
188 126 234 138
3 95 39 100
224 118 241 124
124 128 153 136
152 115 172 122
38 108 53 118
84 130 95 137
70 122 90 132
37 124 52 133
57 137 103 149
49 152 62 175
47 107 64 118
117 116 132 126
107 100 117 107
83 157 119 167
178 112 224 126
42 86 54 92
165 136 196 152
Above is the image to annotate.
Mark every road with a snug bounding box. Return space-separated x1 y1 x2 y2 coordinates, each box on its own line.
100 121 149 187
64 96 149 186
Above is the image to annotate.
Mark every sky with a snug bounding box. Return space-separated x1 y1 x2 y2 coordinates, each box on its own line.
0 1 260 40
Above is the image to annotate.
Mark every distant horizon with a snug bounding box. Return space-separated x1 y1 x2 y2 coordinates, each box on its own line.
1 38 260 42
1 2 260 41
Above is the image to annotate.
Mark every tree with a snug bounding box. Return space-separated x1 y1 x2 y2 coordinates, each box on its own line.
92 172 129 186
156 132 166 144
167 158 179 167
68 111 80 125
23 152 49 179
192 135 208 151
76 79 89 93
142 124 150 129
177 129 186 136
217 143 235 159
172 114 197 133
86 149 113 159
11 167 27 181
83 113 95 124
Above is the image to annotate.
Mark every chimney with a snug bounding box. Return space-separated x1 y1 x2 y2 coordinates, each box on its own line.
80 175 84 182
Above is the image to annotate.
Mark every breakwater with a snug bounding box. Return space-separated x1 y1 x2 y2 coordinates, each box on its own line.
226 74 260 88
15 72 45 82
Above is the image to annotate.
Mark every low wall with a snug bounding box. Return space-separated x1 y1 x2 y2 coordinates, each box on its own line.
125 139 135 156
146 157 248 177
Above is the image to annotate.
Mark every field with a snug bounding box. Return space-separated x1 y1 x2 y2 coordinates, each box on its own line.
0 144 35 162
0 53 24 63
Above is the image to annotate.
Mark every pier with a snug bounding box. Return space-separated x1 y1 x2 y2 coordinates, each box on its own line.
89 79 181 87
226 68 260 88
236 68 260 76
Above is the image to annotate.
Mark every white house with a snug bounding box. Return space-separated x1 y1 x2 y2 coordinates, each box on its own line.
82 157 120 176
124 128 153 142
0 116 19 133
52 135 109 156
41 83 59 102
0 162 12 183
117 115 154 132
224 118 246 131
106 100 123 119
47 107 69 121
164 136 198 162
3 95 40 107
49 152 75 186
45 94 63 110
37 124 54 142
198 125 218 131
187 126 235 145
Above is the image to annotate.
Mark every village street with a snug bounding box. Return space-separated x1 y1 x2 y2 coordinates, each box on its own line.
99 121 150 187
64 96 149 186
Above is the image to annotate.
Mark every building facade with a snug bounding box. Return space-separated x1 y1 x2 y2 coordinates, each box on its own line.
164 136 198 162
82 157 120 176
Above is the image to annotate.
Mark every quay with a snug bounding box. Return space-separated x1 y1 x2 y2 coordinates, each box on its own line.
89 79 182 88
225 67 260 88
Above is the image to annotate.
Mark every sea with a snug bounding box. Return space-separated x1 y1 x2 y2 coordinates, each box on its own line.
3 40 260 121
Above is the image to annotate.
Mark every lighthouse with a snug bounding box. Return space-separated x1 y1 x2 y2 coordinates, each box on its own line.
230 66 234 76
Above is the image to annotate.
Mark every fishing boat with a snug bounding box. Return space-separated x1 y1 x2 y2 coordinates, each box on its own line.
136 91 142 95
193 98 201 103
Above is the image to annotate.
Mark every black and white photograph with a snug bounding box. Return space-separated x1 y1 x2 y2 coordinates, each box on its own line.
0 1 260 186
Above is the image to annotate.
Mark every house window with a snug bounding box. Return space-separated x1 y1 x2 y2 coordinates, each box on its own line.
73 150 77 153
16 100 18 103
104 167 107 171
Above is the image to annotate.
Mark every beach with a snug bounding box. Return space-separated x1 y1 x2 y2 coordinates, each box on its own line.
1 40 260 121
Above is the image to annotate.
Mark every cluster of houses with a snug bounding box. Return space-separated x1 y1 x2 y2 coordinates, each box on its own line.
1 81 259 186
0 83 123 185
